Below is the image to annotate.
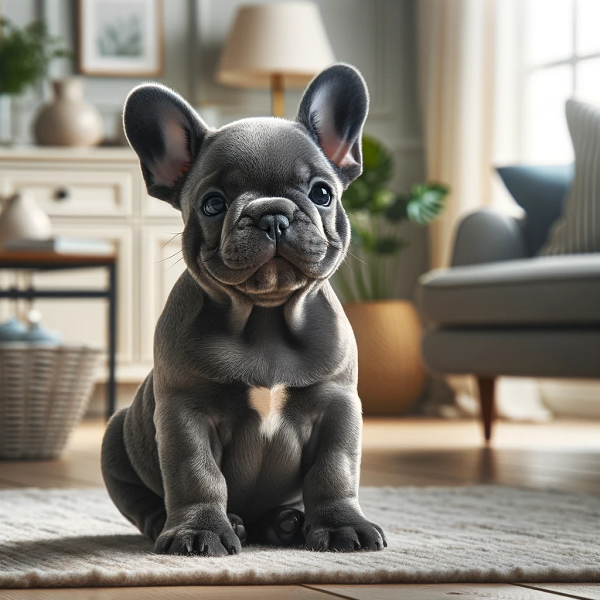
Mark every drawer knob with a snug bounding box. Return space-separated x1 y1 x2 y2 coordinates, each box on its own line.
54 187 70 201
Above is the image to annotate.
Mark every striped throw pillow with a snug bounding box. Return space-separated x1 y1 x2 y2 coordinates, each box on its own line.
541 99 600 255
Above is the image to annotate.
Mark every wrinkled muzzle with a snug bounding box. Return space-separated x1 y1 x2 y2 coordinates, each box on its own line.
220 197 329 275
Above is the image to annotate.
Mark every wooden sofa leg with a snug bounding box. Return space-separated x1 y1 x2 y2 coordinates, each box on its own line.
477 377 496 443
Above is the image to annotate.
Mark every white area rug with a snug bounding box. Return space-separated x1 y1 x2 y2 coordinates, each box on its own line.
1 486 599 588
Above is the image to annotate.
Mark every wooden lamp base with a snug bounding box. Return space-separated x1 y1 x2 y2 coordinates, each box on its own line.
271 73 285 117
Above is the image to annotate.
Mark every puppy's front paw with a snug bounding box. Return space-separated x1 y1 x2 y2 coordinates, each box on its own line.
154 521 242 556
304 519 387 552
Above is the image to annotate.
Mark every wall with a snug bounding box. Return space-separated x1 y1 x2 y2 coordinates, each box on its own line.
2 0 428 300
3 0 195 141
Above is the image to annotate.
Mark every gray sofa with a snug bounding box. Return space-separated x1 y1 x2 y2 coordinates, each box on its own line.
416 208 600 441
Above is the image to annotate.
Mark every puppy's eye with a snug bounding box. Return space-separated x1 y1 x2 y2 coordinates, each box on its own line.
202 195 227 216
309 184 332 207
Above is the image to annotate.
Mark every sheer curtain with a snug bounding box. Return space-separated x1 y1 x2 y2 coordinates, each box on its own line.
416 0 552 421
417 0 522 269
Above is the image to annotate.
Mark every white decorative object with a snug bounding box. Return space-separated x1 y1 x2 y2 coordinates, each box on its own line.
217 2 335 116
33 78 103 147
0 190 53 249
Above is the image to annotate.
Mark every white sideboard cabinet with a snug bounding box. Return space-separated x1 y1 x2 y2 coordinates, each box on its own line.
0 147 186 384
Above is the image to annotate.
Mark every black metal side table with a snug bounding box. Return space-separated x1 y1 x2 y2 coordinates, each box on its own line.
0 251 117 419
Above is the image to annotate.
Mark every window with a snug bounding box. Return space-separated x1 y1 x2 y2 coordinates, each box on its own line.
521 0 600 163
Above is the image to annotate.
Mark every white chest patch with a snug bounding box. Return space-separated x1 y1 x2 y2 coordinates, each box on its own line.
248 385 287 438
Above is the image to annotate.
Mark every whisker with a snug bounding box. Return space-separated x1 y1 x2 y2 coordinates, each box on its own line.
156 250 183 263
347 250 367 266
343 257 356 277
157 232 182 254
166 256 186 272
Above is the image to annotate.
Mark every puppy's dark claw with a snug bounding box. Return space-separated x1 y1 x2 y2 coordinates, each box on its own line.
154 523 242 556
227 512 247 546
305 519 386 553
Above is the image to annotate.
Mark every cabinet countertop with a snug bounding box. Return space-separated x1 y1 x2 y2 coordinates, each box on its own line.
0 146 137 162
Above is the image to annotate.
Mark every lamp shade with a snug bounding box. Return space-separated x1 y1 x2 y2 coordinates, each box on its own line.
217 2 335 88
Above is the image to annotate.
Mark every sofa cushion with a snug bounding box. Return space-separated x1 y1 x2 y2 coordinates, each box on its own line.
541 99 600 254
421 328 600 378
417 254 600 325
496 164 573 255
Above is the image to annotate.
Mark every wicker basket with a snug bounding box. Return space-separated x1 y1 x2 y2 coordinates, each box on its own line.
0 343 102 459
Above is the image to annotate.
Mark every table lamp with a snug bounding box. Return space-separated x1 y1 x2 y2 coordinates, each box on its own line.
216 2 335 117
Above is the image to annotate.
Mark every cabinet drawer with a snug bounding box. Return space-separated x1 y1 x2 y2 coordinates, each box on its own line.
1 167 133 217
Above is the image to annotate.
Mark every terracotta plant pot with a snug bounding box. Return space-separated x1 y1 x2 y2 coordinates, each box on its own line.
344 300 426 416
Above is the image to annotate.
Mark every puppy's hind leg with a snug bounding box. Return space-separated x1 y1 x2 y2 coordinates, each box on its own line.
245 506 305 547
101 409 166 541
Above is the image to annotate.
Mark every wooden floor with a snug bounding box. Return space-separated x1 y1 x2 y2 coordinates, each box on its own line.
1 417 599 600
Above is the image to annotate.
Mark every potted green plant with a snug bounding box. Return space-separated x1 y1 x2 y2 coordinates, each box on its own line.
0 18 70 144
335 135 448 415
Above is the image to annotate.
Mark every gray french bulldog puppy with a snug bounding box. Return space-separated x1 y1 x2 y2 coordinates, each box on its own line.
101 63 387 557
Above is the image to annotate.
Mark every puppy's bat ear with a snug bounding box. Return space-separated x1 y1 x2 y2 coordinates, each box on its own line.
123 83 208 210
297 63 369 186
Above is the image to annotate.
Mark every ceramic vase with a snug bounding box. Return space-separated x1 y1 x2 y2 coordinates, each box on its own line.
33 78 103 147
344 300 426 416
0 191 52 248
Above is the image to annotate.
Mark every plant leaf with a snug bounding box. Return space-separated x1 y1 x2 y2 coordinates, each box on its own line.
370 188 396 214
372 236 405 255
0 18 71 95
342 135 395 215
406 183 449 225
342 178 370 211
385 195 409 221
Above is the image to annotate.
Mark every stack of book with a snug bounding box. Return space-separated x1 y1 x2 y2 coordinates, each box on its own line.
3 237 114 255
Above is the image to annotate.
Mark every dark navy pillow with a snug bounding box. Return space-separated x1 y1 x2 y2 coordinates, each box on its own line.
496 164 574 255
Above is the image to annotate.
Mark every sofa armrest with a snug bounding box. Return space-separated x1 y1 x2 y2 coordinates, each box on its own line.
451 209 528 267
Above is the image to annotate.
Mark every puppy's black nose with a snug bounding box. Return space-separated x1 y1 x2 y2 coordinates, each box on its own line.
258 214 290 241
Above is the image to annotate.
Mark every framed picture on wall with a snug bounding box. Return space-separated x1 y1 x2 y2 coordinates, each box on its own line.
78 0 164 76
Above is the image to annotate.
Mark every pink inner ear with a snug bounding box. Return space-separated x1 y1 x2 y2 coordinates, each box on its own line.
150 118 191 187
322 138 357 168
316 106 359 169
